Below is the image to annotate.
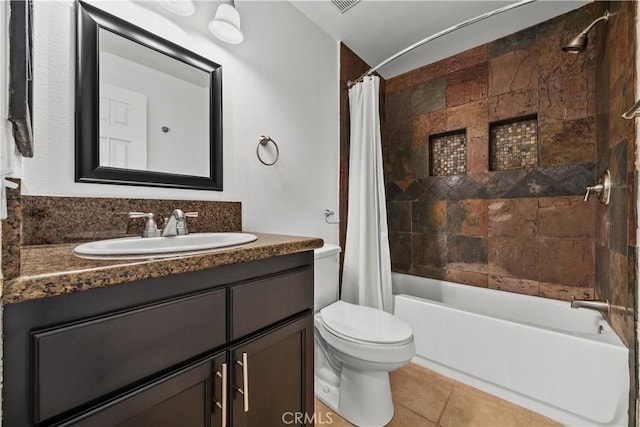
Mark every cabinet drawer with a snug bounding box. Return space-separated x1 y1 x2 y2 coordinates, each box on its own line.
230 267 313 340
32 288 226 423
58 353 221 427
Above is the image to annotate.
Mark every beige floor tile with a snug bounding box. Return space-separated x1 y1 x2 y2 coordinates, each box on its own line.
314 398 354 427
316 364 557 427
389 363 456 423
440 382 548 427
314 397 438 427
387 404 438 427
530 412 562 427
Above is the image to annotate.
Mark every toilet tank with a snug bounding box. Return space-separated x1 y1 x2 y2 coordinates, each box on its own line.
314 244 341 311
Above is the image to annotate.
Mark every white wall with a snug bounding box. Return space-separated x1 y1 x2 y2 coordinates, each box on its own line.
24 0 340 244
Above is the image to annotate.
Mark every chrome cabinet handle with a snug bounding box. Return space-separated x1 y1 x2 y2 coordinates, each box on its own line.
214 363 228 427
235 352 249 412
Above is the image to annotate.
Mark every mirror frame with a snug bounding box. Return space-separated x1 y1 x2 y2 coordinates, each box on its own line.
76 1 223 190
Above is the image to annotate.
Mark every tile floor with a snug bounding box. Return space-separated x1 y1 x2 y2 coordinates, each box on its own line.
314 363 561 427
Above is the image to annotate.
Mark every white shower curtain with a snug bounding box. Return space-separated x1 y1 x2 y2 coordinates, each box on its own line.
341 76 393 313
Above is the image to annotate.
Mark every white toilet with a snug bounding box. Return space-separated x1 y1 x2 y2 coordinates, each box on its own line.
314 244 415 427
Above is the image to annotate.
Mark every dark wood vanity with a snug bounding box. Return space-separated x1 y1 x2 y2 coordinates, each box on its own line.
3 238 319 427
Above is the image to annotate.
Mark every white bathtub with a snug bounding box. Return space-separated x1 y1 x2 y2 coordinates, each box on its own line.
392 272 629 427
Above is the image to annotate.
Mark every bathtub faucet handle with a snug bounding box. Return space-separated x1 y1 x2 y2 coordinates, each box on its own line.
584 170 611 205
584 184 604 201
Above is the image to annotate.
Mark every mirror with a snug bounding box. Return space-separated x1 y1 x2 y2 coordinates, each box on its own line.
76 1 223 190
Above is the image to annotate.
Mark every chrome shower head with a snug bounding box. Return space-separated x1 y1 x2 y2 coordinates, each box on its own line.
562 10 609 54
563 32 589 53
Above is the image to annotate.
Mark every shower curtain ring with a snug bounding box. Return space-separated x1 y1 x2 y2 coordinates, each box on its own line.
257 135 279 166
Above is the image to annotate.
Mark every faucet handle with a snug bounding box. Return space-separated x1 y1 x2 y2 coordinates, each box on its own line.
584 170 611 205
128 212 160 238
129 212 153 219
175 212 197 236
584 184 604 201
178 212 198 235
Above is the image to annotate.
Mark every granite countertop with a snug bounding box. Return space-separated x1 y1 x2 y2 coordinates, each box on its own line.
3 232 324 305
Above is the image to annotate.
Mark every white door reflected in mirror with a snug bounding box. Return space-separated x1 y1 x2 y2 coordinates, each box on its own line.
99 83 148 170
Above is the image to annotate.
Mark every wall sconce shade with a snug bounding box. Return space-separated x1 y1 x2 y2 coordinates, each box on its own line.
209 2 244 44
156 0 195 16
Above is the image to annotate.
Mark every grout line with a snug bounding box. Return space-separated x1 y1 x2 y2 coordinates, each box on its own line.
394 401 440 425
435 383 457 426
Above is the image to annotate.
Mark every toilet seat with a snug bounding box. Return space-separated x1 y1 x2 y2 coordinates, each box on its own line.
320 301 413 345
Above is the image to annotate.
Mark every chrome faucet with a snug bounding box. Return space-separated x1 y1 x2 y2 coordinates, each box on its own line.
570 297 610 315
161 209 198 237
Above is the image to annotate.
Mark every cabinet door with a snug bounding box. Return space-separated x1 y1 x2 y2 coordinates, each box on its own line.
230 314 313 427
58 352 225 427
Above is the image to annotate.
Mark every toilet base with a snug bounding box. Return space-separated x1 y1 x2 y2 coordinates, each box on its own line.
315 375 340 414
315 366 394 427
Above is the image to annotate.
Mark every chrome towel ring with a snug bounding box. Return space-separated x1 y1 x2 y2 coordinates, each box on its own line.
257 135 279 166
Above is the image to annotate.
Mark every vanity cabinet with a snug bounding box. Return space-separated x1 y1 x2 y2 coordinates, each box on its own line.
3 252 314 427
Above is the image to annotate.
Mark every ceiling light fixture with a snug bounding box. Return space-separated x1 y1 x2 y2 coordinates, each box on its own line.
209 0 244 45
156 0 195 17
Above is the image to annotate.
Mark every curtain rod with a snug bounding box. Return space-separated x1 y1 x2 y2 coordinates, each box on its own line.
348 0 537 88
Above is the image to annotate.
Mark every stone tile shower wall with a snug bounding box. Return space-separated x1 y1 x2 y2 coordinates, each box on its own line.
592 1 637 417
384 4 604 300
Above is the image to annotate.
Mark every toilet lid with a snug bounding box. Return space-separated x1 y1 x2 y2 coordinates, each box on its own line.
320 301 413 344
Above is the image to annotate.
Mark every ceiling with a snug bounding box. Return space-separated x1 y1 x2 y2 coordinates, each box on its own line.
133 0 591 79
289 0 591 79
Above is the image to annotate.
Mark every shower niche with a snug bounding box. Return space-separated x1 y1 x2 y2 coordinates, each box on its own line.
429 129 467 176
489 115 538 171
427 115 539 177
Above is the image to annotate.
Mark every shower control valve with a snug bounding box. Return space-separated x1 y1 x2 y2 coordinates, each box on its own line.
584 170 611 205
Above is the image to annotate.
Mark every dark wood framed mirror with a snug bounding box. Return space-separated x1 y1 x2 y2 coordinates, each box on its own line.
76 1 223 190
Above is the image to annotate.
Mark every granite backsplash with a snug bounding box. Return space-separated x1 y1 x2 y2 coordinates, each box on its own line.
1 182 242 280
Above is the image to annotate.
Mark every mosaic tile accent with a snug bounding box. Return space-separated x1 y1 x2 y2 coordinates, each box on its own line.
430 130 467 176
489 117 538 171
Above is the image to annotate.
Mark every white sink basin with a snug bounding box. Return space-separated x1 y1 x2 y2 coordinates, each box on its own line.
73 232 258 259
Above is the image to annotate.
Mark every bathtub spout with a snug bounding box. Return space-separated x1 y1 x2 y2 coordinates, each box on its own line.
570 298 610 315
